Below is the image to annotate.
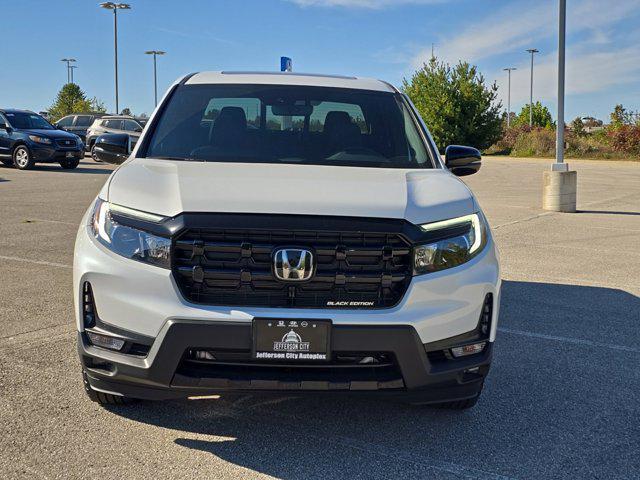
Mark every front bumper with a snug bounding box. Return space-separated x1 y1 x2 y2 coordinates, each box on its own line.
30 144 84 162
80 321 492 403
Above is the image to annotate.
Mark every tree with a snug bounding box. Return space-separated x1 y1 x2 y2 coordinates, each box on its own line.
48 83 93 122
90 97 107 114
120 107 132 116
402 58 503 151
513 102 555 129
571 117 585 137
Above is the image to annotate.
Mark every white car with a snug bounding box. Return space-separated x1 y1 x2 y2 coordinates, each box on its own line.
75 72 500 409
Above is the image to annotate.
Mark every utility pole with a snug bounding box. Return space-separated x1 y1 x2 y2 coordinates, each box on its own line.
100 3 131 114
542 0 575 213
145 50 166 107
69 65 78 84
526 48 539 127
503 68 517 128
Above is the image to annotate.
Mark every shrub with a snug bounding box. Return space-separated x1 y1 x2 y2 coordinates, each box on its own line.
607 125 640 154
511 127 555 157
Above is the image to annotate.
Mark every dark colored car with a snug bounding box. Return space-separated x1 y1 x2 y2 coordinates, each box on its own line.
85 115 146 160
56 113 107 144
0 109 84 170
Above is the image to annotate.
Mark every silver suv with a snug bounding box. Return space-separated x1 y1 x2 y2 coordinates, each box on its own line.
86 115 146 160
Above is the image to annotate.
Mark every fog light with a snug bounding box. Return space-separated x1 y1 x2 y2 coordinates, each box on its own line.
193 350 216 361
86 331 125 351
451 342 486 358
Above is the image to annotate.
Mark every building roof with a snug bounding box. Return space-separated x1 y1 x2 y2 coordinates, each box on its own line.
186 71 397 93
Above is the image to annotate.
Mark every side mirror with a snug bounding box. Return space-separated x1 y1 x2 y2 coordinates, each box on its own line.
0 122 8 131
93 133 131 165
444 145 481 176
134 127 143 133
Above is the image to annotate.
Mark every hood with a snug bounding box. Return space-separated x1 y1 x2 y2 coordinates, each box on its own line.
22 128 78 139
106 158 476 225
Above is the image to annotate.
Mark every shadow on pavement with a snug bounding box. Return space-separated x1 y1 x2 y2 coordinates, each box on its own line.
578 210 640 216
106 280 640 479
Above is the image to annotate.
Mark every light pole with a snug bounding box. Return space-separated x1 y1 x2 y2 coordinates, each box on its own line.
100 2 131 114
61 58 76 84
542 0 575 213
144 50 166 107
526 48 539 127
503 67 517 128
69 65 78 84
555 0 566 171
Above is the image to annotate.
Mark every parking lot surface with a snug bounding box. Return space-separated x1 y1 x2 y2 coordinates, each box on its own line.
1 157 639 479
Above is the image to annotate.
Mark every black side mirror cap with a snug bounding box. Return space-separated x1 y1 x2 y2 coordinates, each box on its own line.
93 133 131 165
444 145 482 176
0 123 8 131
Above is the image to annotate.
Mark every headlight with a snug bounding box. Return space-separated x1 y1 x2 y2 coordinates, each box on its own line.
414 213 486 275
89 198 171 269
28 135 52 144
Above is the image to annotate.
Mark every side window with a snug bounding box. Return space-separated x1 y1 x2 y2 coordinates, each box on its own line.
105 119 123 130
203 98 260 127
123 120 141 132
57 116 74 127
309 102 367 133
75 115 92 127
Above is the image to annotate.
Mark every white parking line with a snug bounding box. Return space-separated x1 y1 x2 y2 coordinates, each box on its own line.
499 327 640 353
0 255 72 269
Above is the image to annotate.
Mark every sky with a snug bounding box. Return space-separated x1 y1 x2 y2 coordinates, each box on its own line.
1 0 639 121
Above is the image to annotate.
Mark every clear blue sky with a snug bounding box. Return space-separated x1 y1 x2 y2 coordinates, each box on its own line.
1 0 638 121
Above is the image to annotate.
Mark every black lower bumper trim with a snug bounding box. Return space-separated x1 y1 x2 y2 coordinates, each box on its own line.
79 320 491 403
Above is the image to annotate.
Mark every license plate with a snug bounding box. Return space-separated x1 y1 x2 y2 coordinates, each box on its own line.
253 318 331 361
66 152 75 158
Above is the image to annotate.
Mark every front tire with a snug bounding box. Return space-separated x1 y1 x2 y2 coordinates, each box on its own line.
90 144 101 162
60 158 80 169
82 370 135 406
13 146 34 170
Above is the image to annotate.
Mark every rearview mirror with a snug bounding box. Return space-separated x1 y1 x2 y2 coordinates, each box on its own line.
93 133 131 165
444 145 481 176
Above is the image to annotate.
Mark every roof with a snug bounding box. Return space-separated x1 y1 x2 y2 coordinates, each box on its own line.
186 71 397 93
0 108 35 114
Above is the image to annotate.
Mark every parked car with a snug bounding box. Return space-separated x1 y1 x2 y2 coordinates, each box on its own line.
56 113 106 145
85 115 145 161
0 109 84 169
77 72 499 409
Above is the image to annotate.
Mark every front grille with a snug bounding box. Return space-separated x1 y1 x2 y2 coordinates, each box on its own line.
174 349 405 390
55 138 77 148
172 221 413 308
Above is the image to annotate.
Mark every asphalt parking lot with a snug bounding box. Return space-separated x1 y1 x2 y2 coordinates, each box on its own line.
1 156 639 479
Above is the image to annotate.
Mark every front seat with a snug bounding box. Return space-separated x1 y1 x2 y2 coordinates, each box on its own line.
193 106 249 159
323 111 362 154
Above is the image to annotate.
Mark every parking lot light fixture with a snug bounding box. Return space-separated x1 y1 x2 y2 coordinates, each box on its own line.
144 50 166 107
542 0 576 213
100 2 131 114
503 68 516 128
61 58 76 84
526 48 539 127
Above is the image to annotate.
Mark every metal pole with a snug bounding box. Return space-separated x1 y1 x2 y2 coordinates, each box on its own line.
507 70 511 128
66 61 70 84
153 53 158 106
529 52 534 127
70 67 74 84
555 0 567 169
114 8 119 114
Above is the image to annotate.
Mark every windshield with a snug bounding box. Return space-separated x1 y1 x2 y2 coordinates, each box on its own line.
144 84 433 168
6 112 54 130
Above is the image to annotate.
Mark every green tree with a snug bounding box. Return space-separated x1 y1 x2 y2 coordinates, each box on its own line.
90 97 107 114
402 58 503 151
571 116 585 137
513 102 555 129
48 83 93 122
120 107 132 116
